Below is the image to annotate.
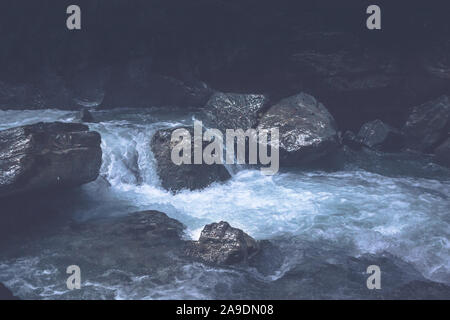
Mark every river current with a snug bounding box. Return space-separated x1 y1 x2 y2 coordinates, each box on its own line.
0 108 449 299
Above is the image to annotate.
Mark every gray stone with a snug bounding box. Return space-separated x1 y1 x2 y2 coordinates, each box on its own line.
403 95 450 152
258 93 339 165
357 119 404 152
150 126 230 192
185 221 259 266
204 92 269 131
0 122 102 198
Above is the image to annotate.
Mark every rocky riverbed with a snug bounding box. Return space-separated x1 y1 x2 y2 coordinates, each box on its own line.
0 105 449 300
0 0 449 300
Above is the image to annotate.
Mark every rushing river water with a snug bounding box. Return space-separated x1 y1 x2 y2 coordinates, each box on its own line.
0 108 449 299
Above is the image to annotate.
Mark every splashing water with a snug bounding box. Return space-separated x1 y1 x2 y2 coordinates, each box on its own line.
0 108 449 299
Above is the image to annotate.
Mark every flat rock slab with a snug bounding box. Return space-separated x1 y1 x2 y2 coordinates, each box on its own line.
0 122 102 198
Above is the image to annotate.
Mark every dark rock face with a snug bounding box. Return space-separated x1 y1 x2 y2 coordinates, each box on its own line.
204 93 269 131
342 131 364 150
0 1 449 129
0 74 74 110
185 221 259 266
100 61 213 109
0 122 102 198
258 93 339 165
0 283 18 300
357 120 405 152
0 66 108 110
0 1 448 132
150 127 230 192
403 95 450 152
434 138 450 167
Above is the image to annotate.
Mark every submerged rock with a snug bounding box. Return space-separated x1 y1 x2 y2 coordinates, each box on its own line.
403 95 450 152
185 221 259 266
79 109 95 123
91 210 186 246
9 210 187 287
357 119 405 152
434 138 450 167
203 92 269 131
0 283 18 300
150 126 230 192
258 93 339 166
0 122 102 198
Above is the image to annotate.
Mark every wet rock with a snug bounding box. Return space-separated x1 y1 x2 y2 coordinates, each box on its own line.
150 126 230 192
434 138 450 167
357 120 405 152
0 122 102 198
203 92 269 131
342 130 364 150
90 210 186 246
185 221 259 266
403 95 450 152
258 93 339 166
0 283 18 300
9 210 188 286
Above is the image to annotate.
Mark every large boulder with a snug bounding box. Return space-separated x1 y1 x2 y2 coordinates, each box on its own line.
434 138 450 168
0 283 18 300
357 119 405 152
185 221 259 266
0 122 102 198
150 126 231 192
258 93 339 165
403 95 450 152
203 92 269 131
